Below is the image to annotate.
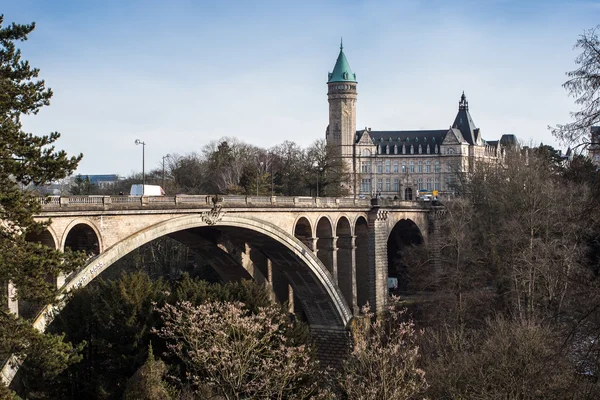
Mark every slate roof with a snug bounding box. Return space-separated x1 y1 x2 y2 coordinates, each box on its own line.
451 92 478 145
356 129 448 154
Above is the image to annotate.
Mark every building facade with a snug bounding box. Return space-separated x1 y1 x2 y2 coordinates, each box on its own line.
325 43 516 199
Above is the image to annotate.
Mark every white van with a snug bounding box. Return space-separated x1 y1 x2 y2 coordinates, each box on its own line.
130 184 165 196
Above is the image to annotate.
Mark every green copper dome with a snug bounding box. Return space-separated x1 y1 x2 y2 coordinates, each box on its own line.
328 40 357 83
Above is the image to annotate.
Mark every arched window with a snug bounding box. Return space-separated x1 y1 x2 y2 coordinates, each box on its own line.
405 187 413 200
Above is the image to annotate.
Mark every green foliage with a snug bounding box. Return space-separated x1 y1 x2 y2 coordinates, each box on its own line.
48 272 169 399
45 271 308 399
69 174 99 195
123 344 172 400
0 14 83 395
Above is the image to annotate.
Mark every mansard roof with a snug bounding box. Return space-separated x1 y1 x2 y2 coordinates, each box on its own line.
355 129 449 145
355 129 448 154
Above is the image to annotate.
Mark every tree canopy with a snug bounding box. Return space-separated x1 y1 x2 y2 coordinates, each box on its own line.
0 15 84 396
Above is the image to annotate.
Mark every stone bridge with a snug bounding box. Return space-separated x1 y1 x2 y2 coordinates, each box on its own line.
3 194 439 384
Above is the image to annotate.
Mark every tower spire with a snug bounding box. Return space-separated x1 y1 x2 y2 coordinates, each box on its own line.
340 37 343 50
459 91 468 110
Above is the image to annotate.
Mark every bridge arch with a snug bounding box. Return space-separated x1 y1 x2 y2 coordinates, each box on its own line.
25 227 58 249
387 218 424 292
315 216 335 277
355 216 369 310
293 216 313 249
61 218 103 255
32 214 351 334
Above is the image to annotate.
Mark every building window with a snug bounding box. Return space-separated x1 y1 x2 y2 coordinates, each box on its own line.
393 162 399 173
385 178 391 192
426 161 431 173
418 162 423 173
386 145 390 155
385 161 391 173
402 145 406 155
410 162 415 173
426 178 432 191
377 179 383 191
434 161 440 173
419 145 422 154
394 145 398 155
434 180 440 191
361 161 371 173
410 145 414 155
361 179 371 193
401 162 406 173
405 187 413 200
418 177 424 191
393 178 399 192
377 162 383 173
427 145 430 154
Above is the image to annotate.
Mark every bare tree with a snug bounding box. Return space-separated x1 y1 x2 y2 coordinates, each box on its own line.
552 25 600 145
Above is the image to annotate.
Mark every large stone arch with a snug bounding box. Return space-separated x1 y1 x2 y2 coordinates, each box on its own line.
31 214 351 333
61 218 103 255
387 218 424 292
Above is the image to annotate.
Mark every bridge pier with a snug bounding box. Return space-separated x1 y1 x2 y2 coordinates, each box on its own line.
316 237 337 283
309 326 352 369
368 208 390 314
337 235 357 314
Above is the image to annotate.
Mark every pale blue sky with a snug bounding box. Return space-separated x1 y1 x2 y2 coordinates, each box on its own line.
4 0 599 175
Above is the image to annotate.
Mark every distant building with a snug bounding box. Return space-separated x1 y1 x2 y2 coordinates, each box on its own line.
325 42 517 199
77 174 120 189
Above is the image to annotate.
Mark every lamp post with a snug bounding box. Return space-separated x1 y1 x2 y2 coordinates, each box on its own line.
316 167 323 197
134 139 146 195
257 161 264 196
162 154 170 192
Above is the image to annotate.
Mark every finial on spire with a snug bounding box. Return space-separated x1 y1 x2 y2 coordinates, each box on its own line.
340 37 343 50
459 91 468 110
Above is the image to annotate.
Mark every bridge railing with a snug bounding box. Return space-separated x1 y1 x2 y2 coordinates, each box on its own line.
37 195 374 210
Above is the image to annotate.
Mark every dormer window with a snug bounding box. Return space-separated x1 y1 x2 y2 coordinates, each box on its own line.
343 72 349 80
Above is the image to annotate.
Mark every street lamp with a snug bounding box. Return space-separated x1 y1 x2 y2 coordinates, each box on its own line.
162 154 171 192
134 139 146 196
316 167 323 197
257 161 264 196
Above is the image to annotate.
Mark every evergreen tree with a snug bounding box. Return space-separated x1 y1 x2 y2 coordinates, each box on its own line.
0 15 83 395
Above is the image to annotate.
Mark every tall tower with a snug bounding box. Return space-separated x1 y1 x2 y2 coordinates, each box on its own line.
327 40 357 189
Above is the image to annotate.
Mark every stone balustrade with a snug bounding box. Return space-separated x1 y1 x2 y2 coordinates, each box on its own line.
36 195 426 211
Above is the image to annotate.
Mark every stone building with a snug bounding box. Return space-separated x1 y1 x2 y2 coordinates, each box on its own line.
589 126 600 167
325 42 516 199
